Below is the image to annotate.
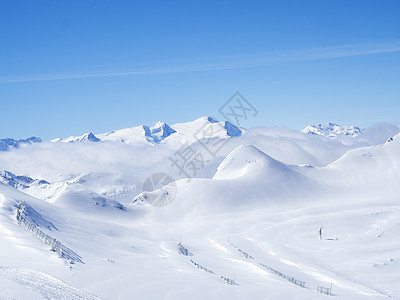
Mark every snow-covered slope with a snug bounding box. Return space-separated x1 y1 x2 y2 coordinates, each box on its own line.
214 144 296 180
2 135 400 298
1 117 400 299
323 132 400 198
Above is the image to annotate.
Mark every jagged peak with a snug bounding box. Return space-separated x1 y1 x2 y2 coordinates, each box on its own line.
85 132 101 142
144 121 177 143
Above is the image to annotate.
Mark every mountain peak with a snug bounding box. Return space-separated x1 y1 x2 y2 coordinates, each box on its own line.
207 116 218 123
85 132 101 142
59 132 101 143
144 122 177 143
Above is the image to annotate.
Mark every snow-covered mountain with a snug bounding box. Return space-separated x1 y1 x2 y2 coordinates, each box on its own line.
302 123 363 138
0 136 42 151
51 123 175 144
0 170 49 189
53 132 101 143
97 121 177 144
144 121 177 143
1 117 400 299
171 116 244 137
0 117 396 203
51 117 243 146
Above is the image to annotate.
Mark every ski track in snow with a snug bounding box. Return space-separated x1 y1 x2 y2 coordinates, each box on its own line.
0 267 100 300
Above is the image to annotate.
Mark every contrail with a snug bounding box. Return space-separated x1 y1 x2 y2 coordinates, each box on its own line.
1 41 400 84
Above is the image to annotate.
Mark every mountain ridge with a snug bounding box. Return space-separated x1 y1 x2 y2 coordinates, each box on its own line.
51 116 244 145
0 137 42 151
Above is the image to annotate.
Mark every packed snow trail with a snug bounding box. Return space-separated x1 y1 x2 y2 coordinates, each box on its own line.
0 267 100 300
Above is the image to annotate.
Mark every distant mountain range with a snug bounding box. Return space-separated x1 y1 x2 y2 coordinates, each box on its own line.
0 137 42 151
1 119 398 153
51 116 245 144
301 123 363 138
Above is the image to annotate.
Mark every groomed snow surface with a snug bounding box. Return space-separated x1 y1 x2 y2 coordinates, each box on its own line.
1 117 400 299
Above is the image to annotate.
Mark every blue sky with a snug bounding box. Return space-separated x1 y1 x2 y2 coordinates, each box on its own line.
1 0 399 140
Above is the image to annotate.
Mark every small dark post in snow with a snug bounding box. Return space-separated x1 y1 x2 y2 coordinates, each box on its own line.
319 227 323 240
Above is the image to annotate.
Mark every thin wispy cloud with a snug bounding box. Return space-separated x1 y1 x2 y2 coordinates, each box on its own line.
1 41 400 84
